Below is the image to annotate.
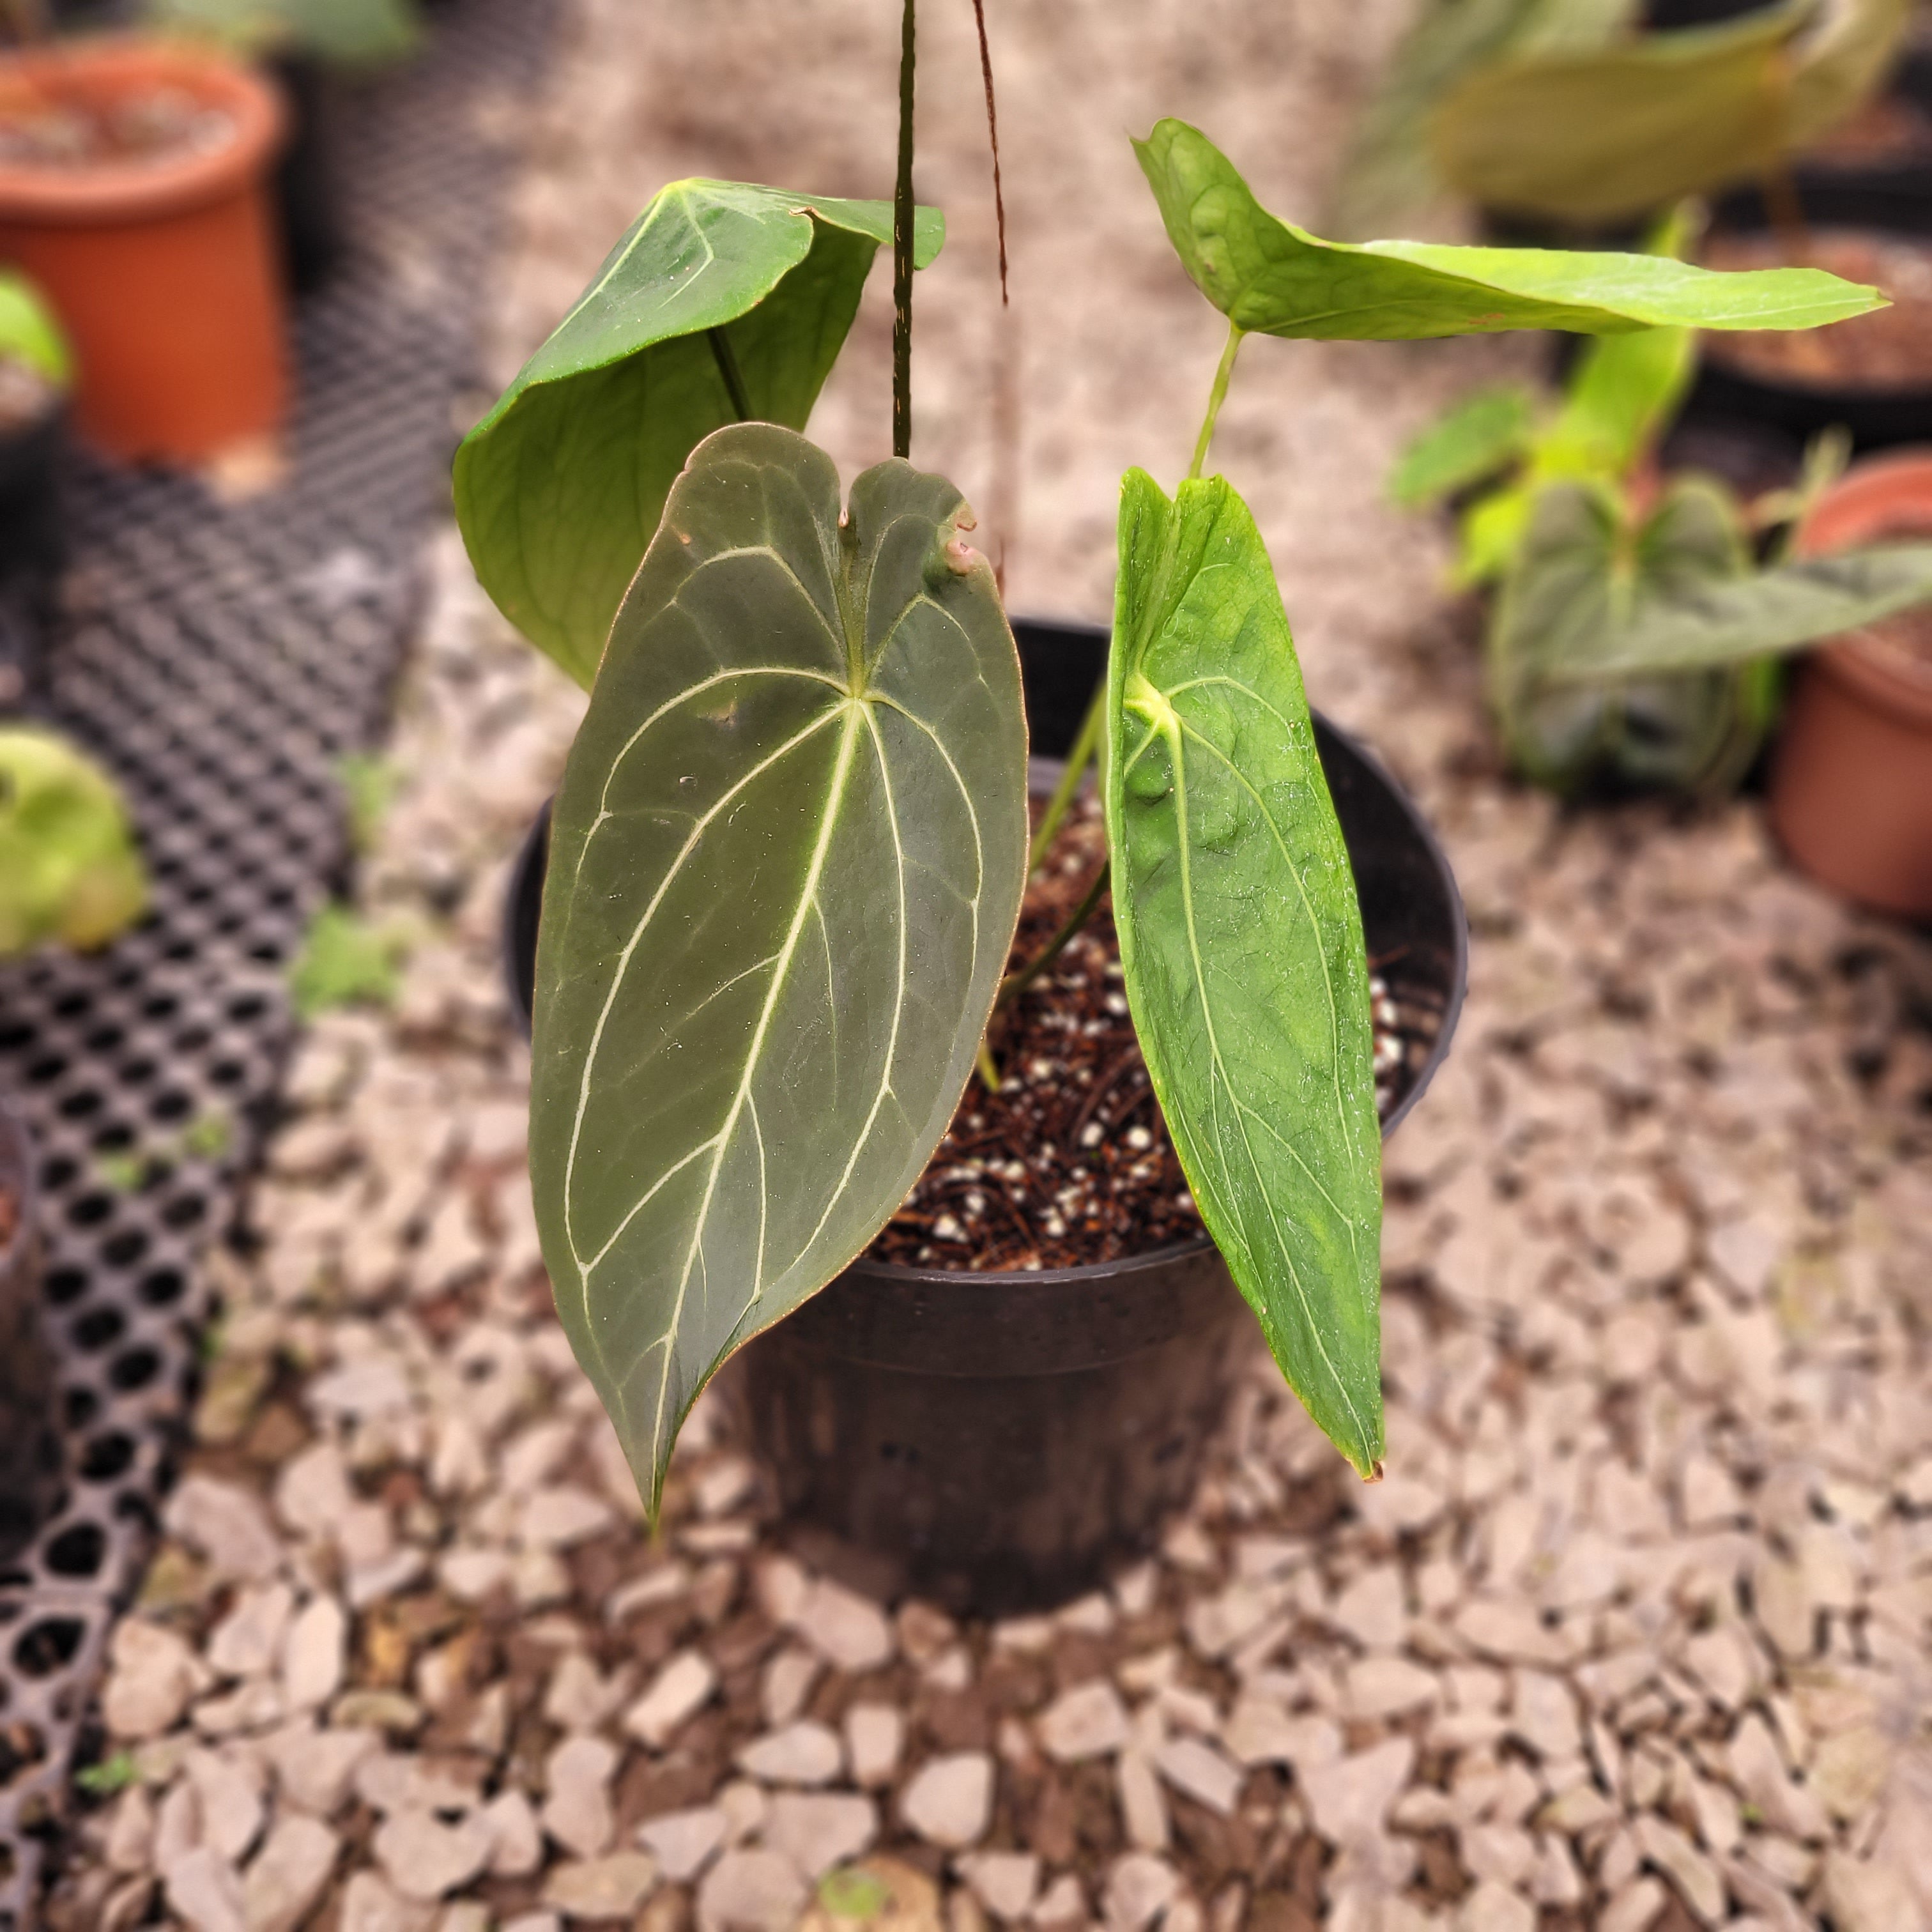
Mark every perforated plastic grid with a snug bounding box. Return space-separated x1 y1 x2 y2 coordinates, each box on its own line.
0 2 554 1918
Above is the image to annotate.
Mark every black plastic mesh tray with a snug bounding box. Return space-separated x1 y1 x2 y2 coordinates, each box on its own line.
0 2 555 1919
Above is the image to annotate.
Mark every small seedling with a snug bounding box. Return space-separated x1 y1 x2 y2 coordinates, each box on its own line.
75 1751 141 1797
289 903 407 1019
335 751 400 857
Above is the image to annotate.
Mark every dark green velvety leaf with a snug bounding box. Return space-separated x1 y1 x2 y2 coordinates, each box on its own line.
455 182 944 687
1135 119 1884 339
1390 383 1537 509
1486 477 1745 788
1105 468 1383 1478
1560 539 1932 677
530 424 1027 1514
1480 475 1916 791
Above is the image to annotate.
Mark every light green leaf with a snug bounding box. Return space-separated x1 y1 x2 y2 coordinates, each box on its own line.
1452 325 1697 586
1329 0 1637 238
1136 119 1883 340
1430 0 1909 221
0 727 147 957
455 182 945 688
531 423 1027 1515
0 271 70 388
1390 383 1537 509
1105 468 1383 1478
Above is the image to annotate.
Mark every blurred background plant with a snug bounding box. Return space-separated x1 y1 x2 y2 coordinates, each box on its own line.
1393 206 1932 792
142 0 419 68
0 724 147 956
1332 0 1912 236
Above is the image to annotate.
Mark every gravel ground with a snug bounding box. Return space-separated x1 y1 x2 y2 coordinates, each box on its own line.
45 2 1932 1929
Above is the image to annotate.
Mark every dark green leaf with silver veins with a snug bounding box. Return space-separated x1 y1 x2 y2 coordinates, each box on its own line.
455 181 944 687
1135 119 1885 340
530 424 1028 1515
1106 468 1384 1478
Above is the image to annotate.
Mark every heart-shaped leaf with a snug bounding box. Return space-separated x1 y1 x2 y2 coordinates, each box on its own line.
1106 468 1384 1478
1429 0 1910 222
1489 475 1932 789
530 423 1027 1514
455 182 945 688
1135 119 1884 339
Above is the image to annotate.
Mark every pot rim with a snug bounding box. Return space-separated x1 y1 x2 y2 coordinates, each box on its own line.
1796 450 1932 726
0 36 284 224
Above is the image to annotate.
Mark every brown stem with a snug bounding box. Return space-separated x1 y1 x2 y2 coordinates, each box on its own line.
969 0 1008 305
893 0 917 460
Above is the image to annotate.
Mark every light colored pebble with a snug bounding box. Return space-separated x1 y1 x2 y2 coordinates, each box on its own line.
735 1720 843 1786
900 1752 995 1850
845 1702 905 1788
636 1805 728 1882
542 1734 619 1859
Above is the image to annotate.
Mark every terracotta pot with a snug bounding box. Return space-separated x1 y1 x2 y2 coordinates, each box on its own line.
0 38 287 462
1770 452 1932 917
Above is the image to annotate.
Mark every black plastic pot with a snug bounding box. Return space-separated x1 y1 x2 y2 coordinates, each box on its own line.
1687 178 1932 452
0 401 67 711
267 54 346 296
0 1105 61 1571
503 617 1467 1611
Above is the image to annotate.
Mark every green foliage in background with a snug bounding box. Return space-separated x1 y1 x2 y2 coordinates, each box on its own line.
146 0 420 66
289 903 407 1018
0 271 71 388
0 727 148 957
1335 0 1910 233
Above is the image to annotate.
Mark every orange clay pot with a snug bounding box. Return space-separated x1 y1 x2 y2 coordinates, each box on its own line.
0 39 287 463
1770 452 1932 918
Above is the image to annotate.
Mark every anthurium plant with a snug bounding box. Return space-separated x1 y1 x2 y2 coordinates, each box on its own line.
1393 211 1932 792
454 17 1889 1514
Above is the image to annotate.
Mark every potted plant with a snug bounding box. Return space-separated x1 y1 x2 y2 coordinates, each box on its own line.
142 0 422 293
1768 448 1932 912
1393 221 1932 796
0 17 288 461
0 268 70 709
455 17 1890 1606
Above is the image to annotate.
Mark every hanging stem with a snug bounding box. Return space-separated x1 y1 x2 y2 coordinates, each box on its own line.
969 0 1008 305
707 328 751 422
1188 321 1246 482
893 0 917 459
